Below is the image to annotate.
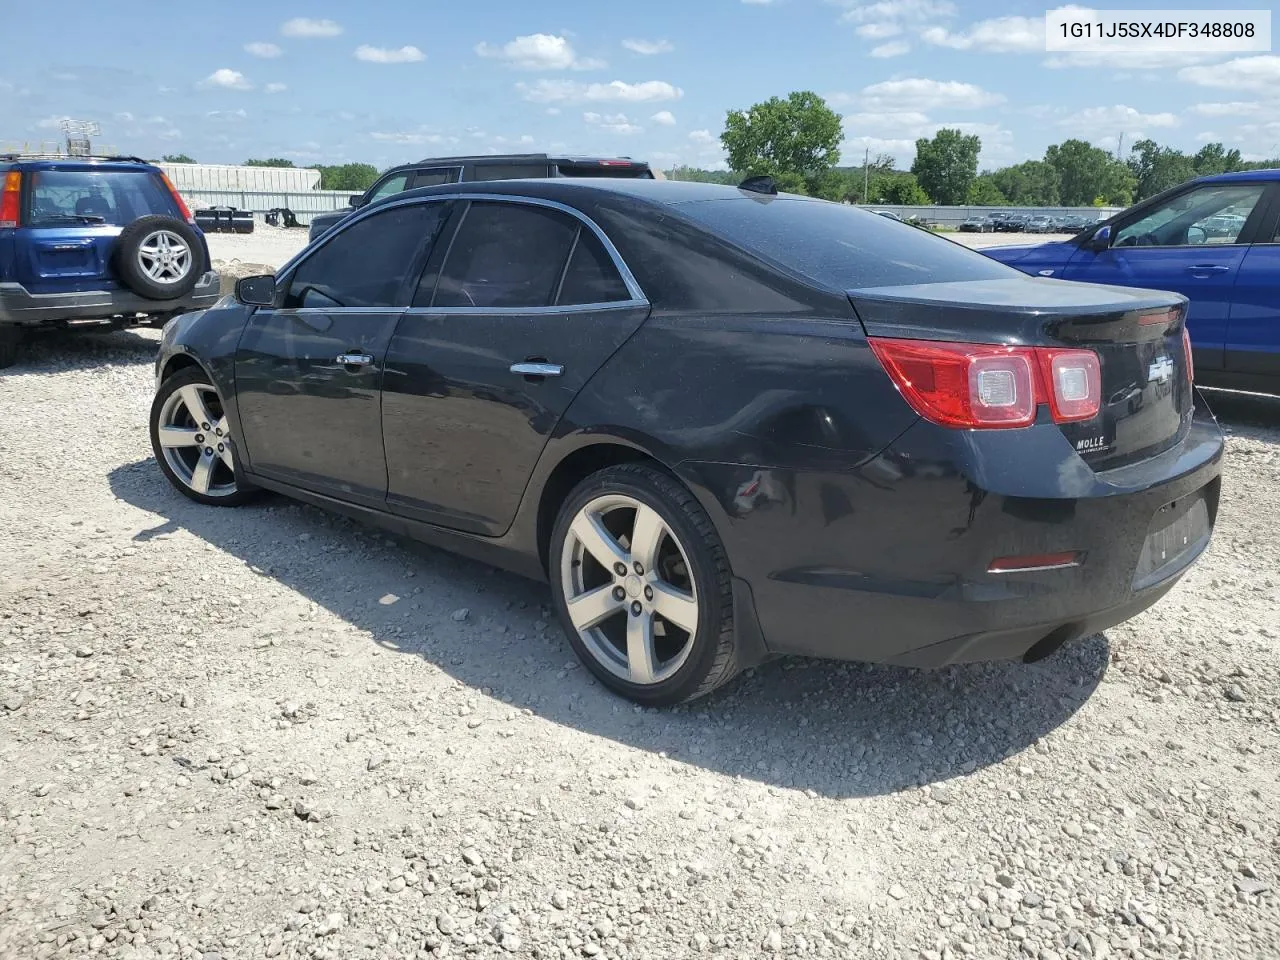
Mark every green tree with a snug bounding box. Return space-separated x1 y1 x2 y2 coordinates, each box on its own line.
911 129 980 205
243 158 296 168
721 91 843 190
317 162 379 191
872 171 930 205
1192 142 1244 177
666 166 737 185
1127 139 1197 201
966 174 1008 206
989 160 1060 205
160 153 196 164
1044 139 1134 205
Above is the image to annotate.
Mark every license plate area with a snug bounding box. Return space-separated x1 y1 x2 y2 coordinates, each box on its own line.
34 241 100 279
1133 490 1211 589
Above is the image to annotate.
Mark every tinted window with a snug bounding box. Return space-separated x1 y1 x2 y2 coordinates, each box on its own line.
285 203 445 309
471 164 547 181
367 172 411 202
1114 184 1264 247
434 202 576 308
27 170 178 227
673 198 1015 289
410 168 460 189
556 163 654 179
557 229 631 305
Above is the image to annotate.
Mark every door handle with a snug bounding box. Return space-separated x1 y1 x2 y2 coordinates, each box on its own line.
335 352 374 367
510 361 564 378
1185 264 1230 274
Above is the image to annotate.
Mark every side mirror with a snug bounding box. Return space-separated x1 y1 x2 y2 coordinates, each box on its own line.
235 274 277 307
1087 224 1112 251
349 195 366 208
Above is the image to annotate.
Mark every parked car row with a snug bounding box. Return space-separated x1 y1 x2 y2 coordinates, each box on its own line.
959 212 1101 234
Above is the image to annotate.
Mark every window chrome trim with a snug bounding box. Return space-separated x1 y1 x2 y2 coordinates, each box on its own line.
276 192 647 307
403 299 648 317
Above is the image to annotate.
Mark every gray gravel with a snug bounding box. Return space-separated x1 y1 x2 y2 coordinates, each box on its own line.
1 323 1278 960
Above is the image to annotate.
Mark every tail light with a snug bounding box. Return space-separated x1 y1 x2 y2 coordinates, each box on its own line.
159 172 195 225
869 337 1102 430
0 171 21 229
1182 327 1194 383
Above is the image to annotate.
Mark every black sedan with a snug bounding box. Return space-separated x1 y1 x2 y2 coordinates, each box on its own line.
150 178 1224 706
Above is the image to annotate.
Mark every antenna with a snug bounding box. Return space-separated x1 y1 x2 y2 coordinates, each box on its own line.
60 119 101 157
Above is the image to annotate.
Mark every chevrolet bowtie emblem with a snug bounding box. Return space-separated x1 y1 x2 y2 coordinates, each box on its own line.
1148 356 1174 384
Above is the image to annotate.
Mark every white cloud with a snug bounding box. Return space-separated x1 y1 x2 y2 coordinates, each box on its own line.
370 129 460 145
842 110 932 128
476 34 604 70
856 23 901 38
1190 102 1263 117
115 111 135 122
689 129 717 144
264 82 288 94
1047 50 1221 69
1180 55 1280 91
622 38 673 55
36 115 70 130
584 111 643 135
206 108 248 121
545 107 561 115
849 77 1004 111
651 110 676 125
517 79 683 103
1059 104 1179 133
281 17 342 38
834 0 956 25
921 15 1043 52
871 40 910 57
200 68 252 91
355 45 426 64
245 42 282 58
741 0 777 5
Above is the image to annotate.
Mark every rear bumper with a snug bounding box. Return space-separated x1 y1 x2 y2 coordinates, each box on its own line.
0 270 221 326
678 395 1225 668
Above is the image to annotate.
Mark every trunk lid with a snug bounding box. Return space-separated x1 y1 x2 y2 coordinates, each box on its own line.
850 277 1193 472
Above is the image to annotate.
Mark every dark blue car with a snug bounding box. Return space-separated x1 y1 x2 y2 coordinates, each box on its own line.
985 170 1280 394
0 155 221 367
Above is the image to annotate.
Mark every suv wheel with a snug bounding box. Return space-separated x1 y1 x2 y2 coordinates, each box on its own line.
115 216 203 301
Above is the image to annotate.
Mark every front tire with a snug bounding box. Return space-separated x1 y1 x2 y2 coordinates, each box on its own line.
150 368 258 506
549 464 740 706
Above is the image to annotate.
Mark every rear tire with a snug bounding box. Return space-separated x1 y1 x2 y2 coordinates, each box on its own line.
115 216 203 301
150 368 258 507
549 463 740 706
0 327 23 369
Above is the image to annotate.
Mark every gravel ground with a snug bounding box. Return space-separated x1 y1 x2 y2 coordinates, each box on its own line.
1 231 1278 960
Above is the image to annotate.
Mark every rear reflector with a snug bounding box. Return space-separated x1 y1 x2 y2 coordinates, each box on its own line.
1182 327 1194 383
869 337 1102 430
988 551 1082 573
0 170 20 229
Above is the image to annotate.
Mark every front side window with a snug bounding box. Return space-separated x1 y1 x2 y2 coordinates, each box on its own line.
366 172 412 203
284 203 446 309
1114 184 1265 247
27 170 178 227
433 202 577 308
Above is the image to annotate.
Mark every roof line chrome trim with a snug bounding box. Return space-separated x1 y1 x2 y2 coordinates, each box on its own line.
276 192 647 305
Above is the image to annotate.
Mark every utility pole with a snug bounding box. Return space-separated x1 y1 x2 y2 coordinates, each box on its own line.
863 148 870 204
1116 132 1125 160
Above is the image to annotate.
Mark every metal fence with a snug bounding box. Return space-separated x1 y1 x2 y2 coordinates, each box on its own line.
180 189 352 225
851 204 1123 227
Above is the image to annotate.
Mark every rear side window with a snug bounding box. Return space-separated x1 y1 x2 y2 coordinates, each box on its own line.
285 203 446 309
433 201 576 308
471 164 548 182
557 230 631 305
26 170 178 227
556 163 654 179
410 168 461 189
674 197 1018 289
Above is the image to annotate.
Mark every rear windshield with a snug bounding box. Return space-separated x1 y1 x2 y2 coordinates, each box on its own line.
26 169 178 227
556 163 654 179
675 197 1018 289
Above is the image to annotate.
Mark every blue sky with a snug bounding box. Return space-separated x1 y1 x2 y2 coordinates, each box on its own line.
4 2 1279 172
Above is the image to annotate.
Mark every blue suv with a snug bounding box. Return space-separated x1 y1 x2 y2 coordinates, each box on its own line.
0 155 220 367
985 170 1280 395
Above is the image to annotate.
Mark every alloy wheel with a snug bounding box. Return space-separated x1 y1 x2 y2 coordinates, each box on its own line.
137 230 192 285
156 383 238 497
559 494 699 685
